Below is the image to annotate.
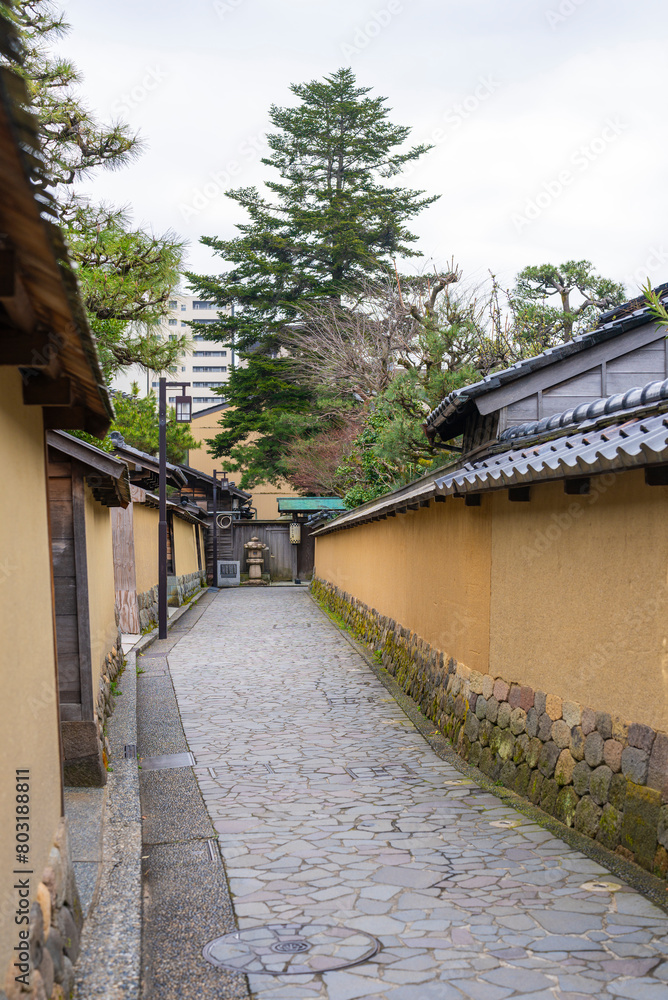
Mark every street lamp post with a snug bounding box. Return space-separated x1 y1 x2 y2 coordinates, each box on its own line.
158 378 192 639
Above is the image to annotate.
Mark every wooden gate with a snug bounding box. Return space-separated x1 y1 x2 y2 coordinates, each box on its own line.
231 521 293 581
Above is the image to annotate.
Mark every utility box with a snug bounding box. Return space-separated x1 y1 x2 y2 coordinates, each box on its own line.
217 560 240 587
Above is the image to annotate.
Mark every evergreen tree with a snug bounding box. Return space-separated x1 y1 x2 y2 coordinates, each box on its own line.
3 0 187 378
511 261 625 346
187 67 438 486
110 385 199 465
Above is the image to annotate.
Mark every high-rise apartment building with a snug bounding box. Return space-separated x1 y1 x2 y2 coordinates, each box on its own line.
153 293 232 413
112 293 232 414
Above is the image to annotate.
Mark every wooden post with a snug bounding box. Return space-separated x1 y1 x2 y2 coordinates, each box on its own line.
71 461 94 720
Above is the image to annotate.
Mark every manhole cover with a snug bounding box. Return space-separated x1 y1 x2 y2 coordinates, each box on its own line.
490 819 521 829
202 922 380 975
580 879 622 893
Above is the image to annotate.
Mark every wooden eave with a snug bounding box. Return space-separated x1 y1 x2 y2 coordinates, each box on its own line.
0 68 113 437
46 430 131 508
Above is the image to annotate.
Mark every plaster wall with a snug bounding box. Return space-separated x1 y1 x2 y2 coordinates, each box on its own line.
0 370 63 977
315 501 492 673
172 516 200 576
489 472 668 732
83 484 118 699
187 408 299 520
186 410 222 477
133 502 159 595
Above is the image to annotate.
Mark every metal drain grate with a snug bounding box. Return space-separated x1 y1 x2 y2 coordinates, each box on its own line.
345 764 417 781
139 751 195 771
203 923 380 976
124 744 137 759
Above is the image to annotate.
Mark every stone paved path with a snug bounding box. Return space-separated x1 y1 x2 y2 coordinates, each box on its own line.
165 588 668 1000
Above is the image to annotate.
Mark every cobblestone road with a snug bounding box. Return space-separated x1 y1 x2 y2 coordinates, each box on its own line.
166 588 668 1000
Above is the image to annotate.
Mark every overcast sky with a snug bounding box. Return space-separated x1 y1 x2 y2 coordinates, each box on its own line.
58 0 668 298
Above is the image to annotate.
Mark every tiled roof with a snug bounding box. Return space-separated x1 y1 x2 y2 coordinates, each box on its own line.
277 497 347 512
314 377 668 535
435 406 668 497
424 284 668 434
498 378 668 444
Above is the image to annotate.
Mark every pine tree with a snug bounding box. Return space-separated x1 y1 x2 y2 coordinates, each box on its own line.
187 67 438 486
3 0 187 379
511 261 625 346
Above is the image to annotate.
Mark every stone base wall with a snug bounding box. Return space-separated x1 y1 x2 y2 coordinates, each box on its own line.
137 585 159 631
137 573 206 628
3 819 82 1000
167 571 206 608
312 578 668 877
62 630 124 787
95 629 124 769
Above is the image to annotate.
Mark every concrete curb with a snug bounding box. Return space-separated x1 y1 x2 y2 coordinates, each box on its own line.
135 584 211 655
73 646 141 999
308 589 668 915
72 586 210 998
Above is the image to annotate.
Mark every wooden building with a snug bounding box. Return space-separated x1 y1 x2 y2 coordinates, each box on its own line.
46 432 130 786
425 289 668 455
176 464 252 583
108 436 208 631
0 50 115 997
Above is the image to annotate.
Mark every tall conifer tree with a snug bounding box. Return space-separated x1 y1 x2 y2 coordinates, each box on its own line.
187 68 438 486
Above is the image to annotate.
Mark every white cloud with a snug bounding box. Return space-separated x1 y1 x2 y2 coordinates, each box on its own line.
58 0 668 291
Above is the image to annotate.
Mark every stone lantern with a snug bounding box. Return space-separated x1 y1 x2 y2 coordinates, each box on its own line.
244 536 268 584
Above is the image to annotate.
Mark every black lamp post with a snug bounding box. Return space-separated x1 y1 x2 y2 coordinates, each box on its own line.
158 378 192 639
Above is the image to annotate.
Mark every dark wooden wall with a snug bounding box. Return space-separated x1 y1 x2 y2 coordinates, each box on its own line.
47 454 93 723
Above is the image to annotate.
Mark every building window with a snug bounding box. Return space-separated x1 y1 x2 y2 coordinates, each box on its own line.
193 366 227 372
191 318 218 324
169 334 177 341
193 381 226 387
152 381 159 387
169 299 177 308
181 304 186 311
193 397 223 403
181 366 186 372
194 351 226 357
168 319 177 326
193 336 204 341
192 300 215 310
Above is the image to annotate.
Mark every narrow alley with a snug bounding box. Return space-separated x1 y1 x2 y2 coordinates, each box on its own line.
135 588 668 1000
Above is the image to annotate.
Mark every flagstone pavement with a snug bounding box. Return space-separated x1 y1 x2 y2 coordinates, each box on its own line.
164 587 668 1000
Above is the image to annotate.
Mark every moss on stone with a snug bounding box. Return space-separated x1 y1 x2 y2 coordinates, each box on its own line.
528 770 544 805
574 796 602 838
515 763 531 798
597 803 622 850
555 786 579 827
540 778 559 816
620 782 661 871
